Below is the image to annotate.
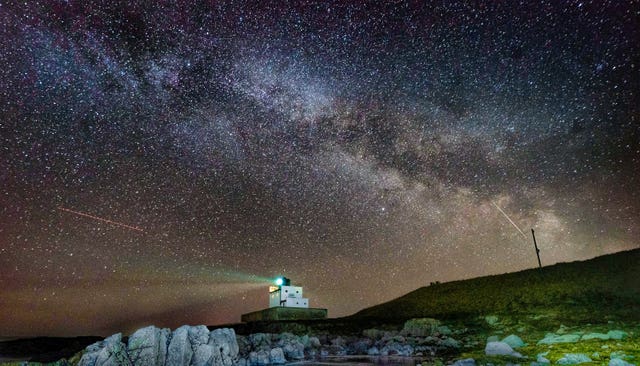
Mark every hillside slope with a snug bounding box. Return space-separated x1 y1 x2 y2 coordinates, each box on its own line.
349 248 640 323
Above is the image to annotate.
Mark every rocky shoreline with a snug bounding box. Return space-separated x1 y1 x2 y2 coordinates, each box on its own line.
26 316 637 366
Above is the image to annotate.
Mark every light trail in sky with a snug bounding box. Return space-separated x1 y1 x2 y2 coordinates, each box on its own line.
491 201 528 240
58 207 145 232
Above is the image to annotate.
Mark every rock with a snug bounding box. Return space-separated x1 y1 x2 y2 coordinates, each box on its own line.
367 347 380 355
557 353 592 365
127 326 166 366
191 344 216 366
307 336 321 349
609 359 635 366
188 326 210 346
269 348 286 364
402 318 441 336
485 315 500 326
537 333 580 345
209 328 239 366
536 354 550 364
436 325 453 335
501 334 525 348
248 350 270 366
248 334 271 349
330 336 346 347
166 326 193 366
381 342 414 356
484 341 522 358
581 333 610 341
351 339 372 355
79 333 132 366
440 337 461 350
607 330 628 340
452 358 476 366
282 340 305 360
159 328 171 366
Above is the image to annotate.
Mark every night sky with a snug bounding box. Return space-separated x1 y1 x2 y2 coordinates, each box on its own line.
1 1 639 337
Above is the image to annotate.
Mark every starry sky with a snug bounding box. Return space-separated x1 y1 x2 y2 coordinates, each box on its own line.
1 1 639 337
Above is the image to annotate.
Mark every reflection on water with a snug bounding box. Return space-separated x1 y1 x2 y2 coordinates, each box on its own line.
288 355 422 366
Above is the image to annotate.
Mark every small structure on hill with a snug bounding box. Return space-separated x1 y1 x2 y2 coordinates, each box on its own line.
241 277 328 322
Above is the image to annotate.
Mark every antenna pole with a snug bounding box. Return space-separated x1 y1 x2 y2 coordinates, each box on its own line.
531 229 542 268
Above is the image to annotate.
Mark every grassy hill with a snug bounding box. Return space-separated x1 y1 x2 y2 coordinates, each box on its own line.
348 248 640 324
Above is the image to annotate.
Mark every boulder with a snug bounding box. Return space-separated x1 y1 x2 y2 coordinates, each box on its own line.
484 341 522 358
191 344 216 366
79 333 132 366
537 333 580 345
452 358 476 366
166 326 193 366
248 350 270 366
188 326 210 346
501 334 525 348
609 359 635 366
269 348 286 364
127 326 162 366
557 353 592 365
248 334 271 349
367 347 380 355
581 332 609 341
607 330 628 340
209 328 239 366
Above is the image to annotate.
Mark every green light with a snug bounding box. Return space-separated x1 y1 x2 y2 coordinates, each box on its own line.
275 277 284 286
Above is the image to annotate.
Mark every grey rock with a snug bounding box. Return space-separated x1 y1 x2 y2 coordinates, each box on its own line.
128 326 163 366
536 354 550 364
159 328 171 366
501 334 525 348
269 348 286 364
609 359 635 366
306 336 321 349
485 315 500 326
80 333 132 366
556 354 592 365
167 326 193 366
248 350 270 366
282 340 305 360
485 341 522 358
440 337 461 350
248 334 271 349
537 333 580 345
209 328 239 366
367 347 380 355
452 358 476 366
191 344 215 366
188 326 210 346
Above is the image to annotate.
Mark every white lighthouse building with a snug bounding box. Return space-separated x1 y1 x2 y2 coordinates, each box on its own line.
241 276 327 322
268 277 309 308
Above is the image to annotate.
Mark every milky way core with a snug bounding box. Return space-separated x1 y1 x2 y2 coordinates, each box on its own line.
0 1 638 337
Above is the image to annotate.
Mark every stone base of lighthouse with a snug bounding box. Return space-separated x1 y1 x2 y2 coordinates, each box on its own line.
241 307 328 322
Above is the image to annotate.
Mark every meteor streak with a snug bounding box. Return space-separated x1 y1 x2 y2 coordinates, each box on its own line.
491 201 527 240
58 207 145 232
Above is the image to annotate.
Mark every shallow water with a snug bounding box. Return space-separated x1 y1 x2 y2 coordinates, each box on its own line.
288 355 422 366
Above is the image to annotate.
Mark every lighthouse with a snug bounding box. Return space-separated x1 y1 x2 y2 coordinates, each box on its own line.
241 276 327 322
269 277 309 308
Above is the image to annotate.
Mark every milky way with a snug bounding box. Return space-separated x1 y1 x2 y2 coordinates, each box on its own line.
1 1 639 337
